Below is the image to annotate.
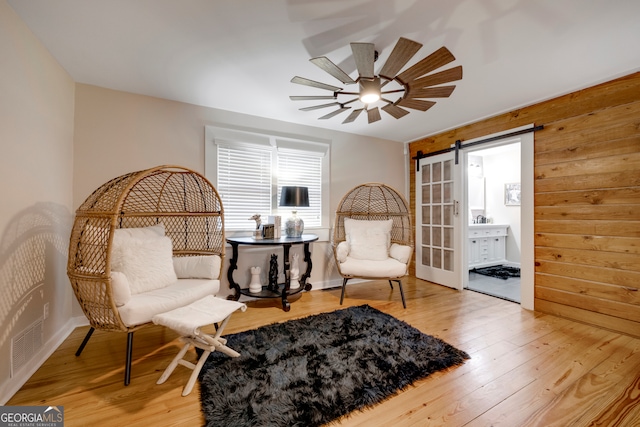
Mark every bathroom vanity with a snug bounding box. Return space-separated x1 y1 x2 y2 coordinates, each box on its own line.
468 224 508 269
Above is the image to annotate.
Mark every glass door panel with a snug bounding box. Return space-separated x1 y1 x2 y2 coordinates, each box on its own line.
415 152 462 289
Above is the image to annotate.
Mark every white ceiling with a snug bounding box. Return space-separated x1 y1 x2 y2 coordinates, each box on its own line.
8 0 640 143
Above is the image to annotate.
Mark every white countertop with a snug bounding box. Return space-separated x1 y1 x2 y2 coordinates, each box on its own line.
468 223 508 228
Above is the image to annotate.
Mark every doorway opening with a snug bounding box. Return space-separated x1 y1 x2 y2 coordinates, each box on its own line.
464 141 522 303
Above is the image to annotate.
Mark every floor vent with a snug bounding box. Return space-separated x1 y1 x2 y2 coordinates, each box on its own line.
11 318 43 378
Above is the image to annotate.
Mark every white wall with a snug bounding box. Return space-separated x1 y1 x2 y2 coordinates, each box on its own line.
0 0 75 404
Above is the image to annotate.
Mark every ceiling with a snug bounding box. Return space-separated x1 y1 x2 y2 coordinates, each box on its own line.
8 0 640 143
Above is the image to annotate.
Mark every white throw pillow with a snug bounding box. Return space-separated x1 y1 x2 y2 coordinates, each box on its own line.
344 218 392 261
389 243 412 264
114 223 165 240
111 234 177 294
110 271 131 306
336 241 350 263
173 255 221 280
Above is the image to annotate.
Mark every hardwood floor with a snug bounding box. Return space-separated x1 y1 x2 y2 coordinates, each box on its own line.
8 278 640 426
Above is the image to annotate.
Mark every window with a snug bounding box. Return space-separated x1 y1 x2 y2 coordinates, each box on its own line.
276 148 322 227
205 126 329 232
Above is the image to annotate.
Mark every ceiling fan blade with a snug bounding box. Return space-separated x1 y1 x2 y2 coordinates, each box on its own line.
351 42 375 79
381 103 410 119
397 99 436 111
367 107 381 123
319 106 351 120
310 57 356 85
291 76 342 92
342 108 364 124
408 66 463 89
406 86 456 99
290 95 337 101
299 102 341 111
378 37 423 80
396 47 456 84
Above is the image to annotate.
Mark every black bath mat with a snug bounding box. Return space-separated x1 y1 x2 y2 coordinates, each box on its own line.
472 265 520 280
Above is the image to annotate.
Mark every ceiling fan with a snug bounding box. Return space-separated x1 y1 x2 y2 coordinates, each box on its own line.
290 37 462 124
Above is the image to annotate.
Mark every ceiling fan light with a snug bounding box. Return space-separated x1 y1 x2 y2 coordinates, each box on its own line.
359 78 381 104
360 93 380 104
291 38 461 125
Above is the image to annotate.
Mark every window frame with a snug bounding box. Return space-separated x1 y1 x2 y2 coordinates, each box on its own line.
205 125 330 238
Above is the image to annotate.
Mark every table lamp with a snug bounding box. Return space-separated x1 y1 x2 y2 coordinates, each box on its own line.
279 186 309 237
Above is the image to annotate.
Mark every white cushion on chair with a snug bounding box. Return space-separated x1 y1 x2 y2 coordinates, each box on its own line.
339 257 407 278
111 234 177 295
390 243 412 264
114 223 165 239
173 255 221 280
336 241 350 263
118 278 220 327
344 218 392 261
110 271 131 306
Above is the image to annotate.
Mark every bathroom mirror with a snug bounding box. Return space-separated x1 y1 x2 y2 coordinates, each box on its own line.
469 176 485 210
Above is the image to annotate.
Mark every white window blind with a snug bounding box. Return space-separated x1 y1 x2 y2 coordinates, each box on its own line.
215 141 324 231
276 150 322 228
217 143 272 229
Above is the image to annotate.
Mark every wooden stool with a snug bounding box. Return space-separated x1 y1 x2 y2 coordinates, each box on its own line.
152 295 246 396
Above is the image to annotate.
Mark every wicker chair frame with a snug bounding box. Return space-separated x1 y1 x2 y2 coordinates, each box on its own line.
332 182 414 307
67 165 224 385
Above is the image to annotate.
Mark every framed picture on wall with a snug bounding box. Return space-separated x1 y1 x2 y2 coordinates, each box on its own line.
505 183 521 206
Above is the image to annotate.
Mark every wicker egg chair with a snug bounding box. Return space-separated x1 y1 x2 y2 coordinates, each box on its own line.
332 183 413 307
67 165 224 385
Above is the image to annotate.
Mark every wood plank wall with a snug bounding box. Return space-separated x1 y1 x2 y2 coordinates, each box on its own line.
408 72 640 337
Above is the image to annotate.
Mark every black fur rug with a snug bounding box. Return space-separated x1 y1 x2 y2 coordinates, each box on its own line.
199 305 469 427
472 265 521 280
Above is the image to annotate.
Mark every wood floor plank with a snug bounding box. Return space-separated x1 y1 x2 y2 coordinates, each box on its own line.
396 321 605 425
7 278 640 427
464 326 630 426
588 373 640 426
524 337 640 426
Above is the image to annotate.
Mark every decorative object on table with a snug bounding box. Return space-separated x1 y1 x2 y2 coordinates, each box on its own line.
261 223 275 239
249 214 262 239
248 266 262 293
504 182 521 206
279 186 309 237
289 253 300 289
268 254 278 290
267 215 282 238
199 304 469 427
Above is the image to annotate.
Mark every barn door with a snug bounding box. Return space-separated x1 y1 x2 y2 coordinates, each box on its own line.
415 152 463 290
